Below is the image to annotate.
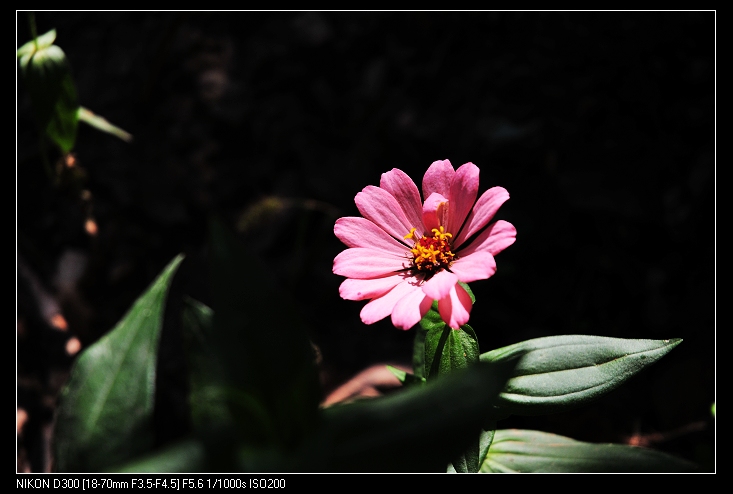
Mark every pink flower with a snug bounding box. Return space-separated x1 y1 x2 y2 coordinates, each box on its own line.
333 159 516 330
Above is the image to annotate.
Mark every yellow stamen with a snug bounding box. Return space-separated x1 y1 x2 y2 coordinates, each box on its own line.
404 227 418 240
405 226 457 274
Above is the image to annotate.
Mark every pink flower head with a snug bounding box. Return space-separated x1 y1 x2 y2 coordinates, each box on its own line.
333 159 516 330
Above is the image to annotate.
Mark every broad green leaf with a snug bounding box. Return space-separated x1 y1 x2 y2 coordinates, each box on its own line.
208 218 321 449
418 300 445 332
422 323 480 472
480 335 682 419
18 37 79 153
425 324 479 378
417 286 481 473
416 281 475 376
479 426 496 465
53 254 184 472
450 427 496 473
311 359 516 473
482 429 698 473
78 106 133 143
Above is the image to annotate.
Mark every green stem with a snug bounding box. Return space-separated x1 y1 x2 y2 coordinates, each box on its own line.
28 12 38 50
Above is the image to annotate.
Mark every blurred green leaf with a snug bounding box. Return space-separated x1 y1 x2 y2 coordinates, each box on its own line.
78 106 133 143
18 30 79 153
311 359 516 472
482 429 698 473
53 254 184 472
481 335 683 419
181 297 234 432
207 218 321 449
113 439 206 473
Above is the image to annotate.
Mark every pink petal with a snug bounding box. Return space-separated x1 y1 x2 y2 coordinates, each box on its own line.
458 220 517 257
339 274 407 301
421 269 459 300
422 159 455 200
421 192 448 234
449 251 496 283
360 278 422 325
355 186 415 243
445 162 480 237
335 217 410 255
391 287 433 330
453 186 510 249
333 248 409 279
379 169 425 237
438 283 473 329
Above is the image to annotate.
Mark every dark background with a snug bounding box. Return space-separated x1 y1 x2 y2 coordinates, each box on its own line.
17 11 715 473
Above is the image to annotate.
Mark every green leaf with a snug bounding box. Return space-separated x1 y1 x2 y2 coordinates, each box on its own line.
418 300 446 332
416 281 475 377
311 359 517 473
450 427 495 473
181 297 234 432
207 218 321 449
18 37 79 153
53 254 184 472
113 439 206 473
425 324 479 378
480 335 683 419
478 426 496 466
78 106 133 143
422 323 481 472
482 429 698 472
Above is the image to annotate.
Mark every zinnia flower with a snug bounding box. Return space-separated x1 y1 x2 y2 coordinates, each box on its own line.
333 159 516 330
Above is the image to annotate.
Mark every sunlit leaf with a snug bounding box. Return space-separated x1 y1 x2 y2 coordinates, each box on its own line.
78 106 133 143
481 335 682 419
53 254 184 472
482 429 698 473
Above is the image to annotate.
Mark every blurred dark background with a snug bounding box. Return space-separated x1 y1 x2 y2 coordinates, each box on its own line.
17 11 715 473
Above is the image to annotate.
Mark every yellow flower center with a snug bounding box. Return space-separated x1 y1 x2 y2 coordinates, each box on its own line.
404 226 457 275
